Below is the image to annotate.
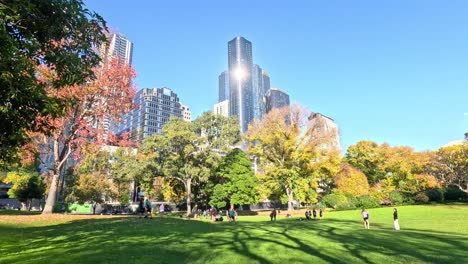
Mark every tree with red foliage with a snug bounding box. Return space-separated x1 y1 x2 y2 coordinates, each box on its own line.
27 58 136 214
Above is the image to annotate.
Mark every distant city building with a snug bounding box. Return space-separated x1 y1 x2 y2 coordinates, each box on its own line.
265 87 290 113
101 33 134 65
218 71 230 102
307 112 341 152
262 70 271 94
113 87 182 142
214 100 230 117
228 36 254 132
441 140 466 148
252 65 270 121
180 103 192 122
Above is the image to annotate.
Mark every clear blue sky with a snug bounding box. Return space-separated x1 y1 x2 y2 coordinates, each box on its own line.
85 0 467 152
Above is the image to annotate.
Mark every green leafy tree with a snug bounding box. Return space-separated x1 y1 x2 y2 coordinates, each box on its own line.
73 172 113 213
345 141 385 184
140 113 240 215
245 105 339 212
109 148 138 203
209 148 258 209
0 0 107 162
6 170 45 210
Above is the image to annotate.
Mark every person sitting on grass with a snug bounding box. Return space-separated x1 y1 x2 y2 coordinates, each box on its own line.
216 211 224 222
159 203 165 217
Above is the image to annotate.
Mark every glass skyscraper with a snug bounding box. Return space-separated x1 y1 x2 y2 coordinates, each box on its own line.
228 36 253 132
218 71 230 102
252 64 269 121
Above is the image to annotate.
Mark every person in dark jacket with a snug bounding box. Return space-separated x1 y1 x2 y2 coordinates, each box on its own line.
270 208 277 221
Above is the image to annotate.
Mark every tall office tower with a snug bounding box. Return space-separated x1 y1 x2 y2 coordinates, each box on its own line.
265 87 290 113
113 87 183 143
228 36 253 132
180 103 192 122
101 33 134 65
218 71 230 102
262 70 271 94
252 64 267 121
307 113 341 152
214 100 229 117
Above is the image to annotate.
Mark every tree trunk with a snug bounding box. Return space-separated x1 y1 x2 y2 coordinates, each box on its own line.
42 173 59 214
186 178 192 216
286 187 294 213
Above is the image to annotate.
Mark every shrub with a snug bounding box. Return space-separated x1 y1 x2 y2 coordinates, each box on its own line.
120 193 130 207
358 195 380 209
322 193 347 209
425 188 443 202
414 192 430 204
444 186 467 201
388 191 404 205
337 195 359 211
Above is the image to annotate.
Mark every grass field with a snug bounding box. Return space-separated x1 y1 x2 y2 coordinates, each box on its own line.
0 204 466 264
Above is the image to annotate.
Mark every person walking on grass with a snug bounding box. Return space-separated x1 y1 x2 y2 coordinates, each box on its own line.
139 197 145 216
393 208 400 231
362 208 370 229
319 209 323 220
145 198 152 219
312 208 317 220
270 208 277 222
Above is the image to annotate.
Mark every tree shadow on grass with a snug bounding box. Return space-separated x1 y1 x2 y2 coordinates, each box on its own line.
0 216 466 264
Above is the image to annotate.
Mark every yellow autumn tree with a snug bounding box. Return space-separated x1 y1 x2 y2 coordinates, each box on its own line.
245 105 340 212
334 163 369 197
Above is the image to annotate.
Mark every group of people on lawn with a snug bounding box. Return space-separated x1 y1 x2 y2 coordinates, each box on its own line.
196 207 238 223
138 188 400 230
361 207 400 230
304 208 323 220
137 193 164 219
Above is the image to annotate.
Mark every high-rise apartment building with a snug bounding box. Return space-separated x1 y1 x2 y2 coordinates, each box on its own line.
214 100 229 117
265 87 290 113
114 87 183 142
180 104 192 122
101 33 134 65
228 36 254 132
98 33 134 139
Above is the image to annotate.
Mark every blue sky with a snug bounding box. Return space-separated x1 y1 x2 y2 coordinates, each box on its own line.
85 0 468 152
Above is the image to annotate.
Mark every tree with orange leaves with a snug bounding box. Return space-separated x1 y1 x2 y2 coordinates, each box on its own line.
334 163 369 197
27 57 136 214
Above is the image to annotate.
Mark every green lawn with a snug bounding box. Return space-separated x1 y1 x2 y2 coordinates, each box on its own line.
0 204 466 264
